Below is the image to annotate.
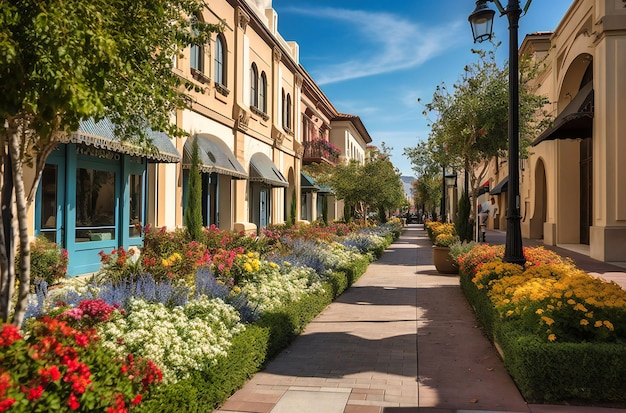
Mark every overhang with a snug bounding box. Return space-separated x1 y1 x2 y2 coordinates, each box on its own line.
301 172 320 191
183 134 247 179
489 177 508 195
533 81 594 146
65 118 181 163
249 153 289 187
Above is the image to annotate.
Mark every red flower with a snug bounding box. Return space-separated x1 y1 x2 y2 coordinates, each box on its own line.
478 128 485 135
68 393 80 410
26 385 44 400
0 398 16 412
49 365 61 381
0 324 22 347
131 394 142 405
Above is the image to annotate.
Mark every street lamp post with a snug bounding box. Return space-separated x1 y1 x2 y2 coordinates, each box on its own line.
469 0 525 265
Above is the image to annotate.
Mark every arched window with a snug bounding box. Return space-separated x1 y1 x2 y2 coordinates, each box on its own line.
281 88 286 126
259 72 267 113
214 34 226 86
190 16 204 73
250 63 258 107
285 93 292 129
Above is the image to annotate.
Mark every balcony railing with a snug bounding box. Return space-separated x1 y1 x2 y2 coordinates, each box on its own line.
302 140 340 165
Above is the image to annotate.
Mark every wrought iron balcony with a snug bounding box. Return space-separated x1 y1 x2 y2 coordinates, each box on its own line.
302 140 340 165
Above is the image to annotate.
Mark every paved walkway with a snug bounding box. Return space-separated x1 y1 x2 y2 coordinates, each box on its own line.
214 225 626 413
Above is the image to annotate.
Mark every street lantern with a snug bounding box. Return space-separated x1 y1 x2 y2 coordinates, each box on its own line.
468 0 496 43
445 173 458 188
468 0 526 266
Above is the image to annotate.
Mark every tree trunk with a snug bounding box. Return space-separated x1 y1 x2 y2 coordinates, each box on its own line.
8 128 31 327
0 132 15 323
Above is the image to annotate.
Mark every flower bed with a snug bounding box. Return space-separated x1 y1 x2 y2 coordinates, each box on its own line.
457 244 626 403
2 220 401 412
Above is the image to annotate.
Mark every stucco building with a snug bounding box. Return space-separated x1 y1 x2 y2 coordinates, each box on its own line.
483 0 626 265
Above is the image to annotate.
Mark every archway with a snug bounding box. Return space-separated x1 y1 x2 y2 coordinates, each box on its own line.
529 159 547 239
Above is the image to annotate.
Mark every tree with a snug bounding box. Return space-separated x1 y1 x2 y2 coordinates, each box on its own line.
404 141 442 217
184 139 203 241
406 46 551 220
0 0 222 325
305 144 406 223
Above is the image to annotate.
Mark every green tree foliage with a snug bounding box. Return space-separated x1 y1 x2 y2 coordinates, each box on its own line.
0 0 222 325
405 45 551 220
184 139 203 241
306 144 406 222
455 191 473 242
288 189 296 225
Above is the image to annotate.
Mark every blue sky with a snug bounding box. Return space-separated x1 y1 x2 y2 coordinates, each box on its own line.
271 0 574 177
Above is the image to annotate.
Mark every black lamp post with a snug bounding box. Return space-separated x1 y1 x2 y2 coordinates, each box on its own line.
469 0 525 265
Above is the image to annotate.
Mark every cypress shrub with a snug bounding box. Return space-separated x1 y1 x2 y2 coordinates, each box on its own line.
184 138 203 241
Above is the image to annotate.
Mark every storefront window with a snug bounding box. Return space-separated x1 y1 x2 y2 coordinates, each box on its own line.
75 168 116 242
40 165 57 242
129 174 143 238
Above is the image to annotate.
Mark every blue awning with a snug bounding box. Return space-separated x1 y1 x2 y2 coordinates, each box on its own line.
301 172 320 191
64 118 181 163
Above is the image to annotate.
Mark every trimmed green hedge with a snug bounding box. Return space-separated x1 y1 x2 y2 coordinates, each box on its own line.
460 271 626 404
139 254 371 410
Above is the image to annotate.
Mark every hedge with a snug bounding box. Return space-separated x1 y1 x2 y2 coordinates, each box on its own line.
460 268 626 404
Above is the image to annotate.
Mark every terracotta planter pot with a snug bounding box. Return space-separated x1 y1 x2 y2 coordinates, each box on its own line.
432 246 459 274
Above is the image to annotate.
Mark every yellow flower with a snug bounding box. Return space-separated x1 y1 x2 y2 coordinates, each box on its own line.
603 320 614 331
535 309 544 315
580 319 589 326
232 286 241 294
566 299 576 305
564 290 573 298
548 334 556 342
506 310 514 317
161 258 170 267
594 320 603 328
269 262 278 268
243 263 253 272
541 316 555 326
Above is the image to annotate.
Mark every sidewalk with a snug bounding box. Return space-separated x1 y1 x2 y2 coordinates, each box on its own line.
214 225 626 413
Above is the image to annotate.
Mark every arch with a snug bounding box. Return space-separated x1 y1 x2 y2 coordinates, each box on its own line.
529 158 547 239
250 63 258 107
214 34 226 86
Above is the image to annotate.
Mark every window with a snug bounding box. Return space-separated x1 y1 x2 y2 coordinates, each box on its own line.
75 168 116 242
259 72 267 113
129 174 143 238
190 43 203 72
285 93 292 129
250 63 258 107
214 34 225 85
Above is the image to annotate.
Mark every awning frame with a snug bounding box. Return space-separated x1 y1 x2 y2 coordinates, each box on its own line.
533 81 594 146
182 134 247 179
249 153 289 188
62 118 182 163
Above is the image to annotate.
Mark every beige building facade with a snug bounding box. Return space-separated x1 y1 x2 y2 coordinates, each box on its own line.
484 0 626 264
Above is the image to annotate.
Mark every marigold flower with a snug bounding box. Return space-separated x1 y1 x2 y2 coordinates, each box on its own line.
594 320 603 328
603 320 614 331
548 334 556 342
580 319 589 326
535 309 544 315
541 316 555 326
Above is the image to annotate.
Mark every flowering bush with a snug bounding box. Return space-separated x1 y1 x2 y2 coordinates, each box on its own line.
434 233 459 247
0 317 161 412
18 236 68 287
98 297 244 384
239 262 322 313
97 247 143 284
425 222 457 245
460 244 626 343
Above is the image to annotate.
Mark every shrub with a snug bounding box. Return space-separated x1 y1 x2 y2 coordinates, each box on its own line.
0 318 161 412
19 236 68 286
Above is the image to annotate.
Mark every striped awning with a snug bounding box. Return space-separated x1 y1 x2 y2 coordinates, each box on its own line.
249 153 289 187
62 118 181 163
183 134 247 179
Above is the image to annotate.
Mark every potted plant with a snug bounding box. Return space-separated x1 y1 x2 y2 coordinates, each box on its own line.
432 232 460 274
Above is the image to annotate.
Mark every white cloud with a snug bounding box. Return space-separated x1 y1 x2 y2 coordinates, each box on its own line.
283 7 464 85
